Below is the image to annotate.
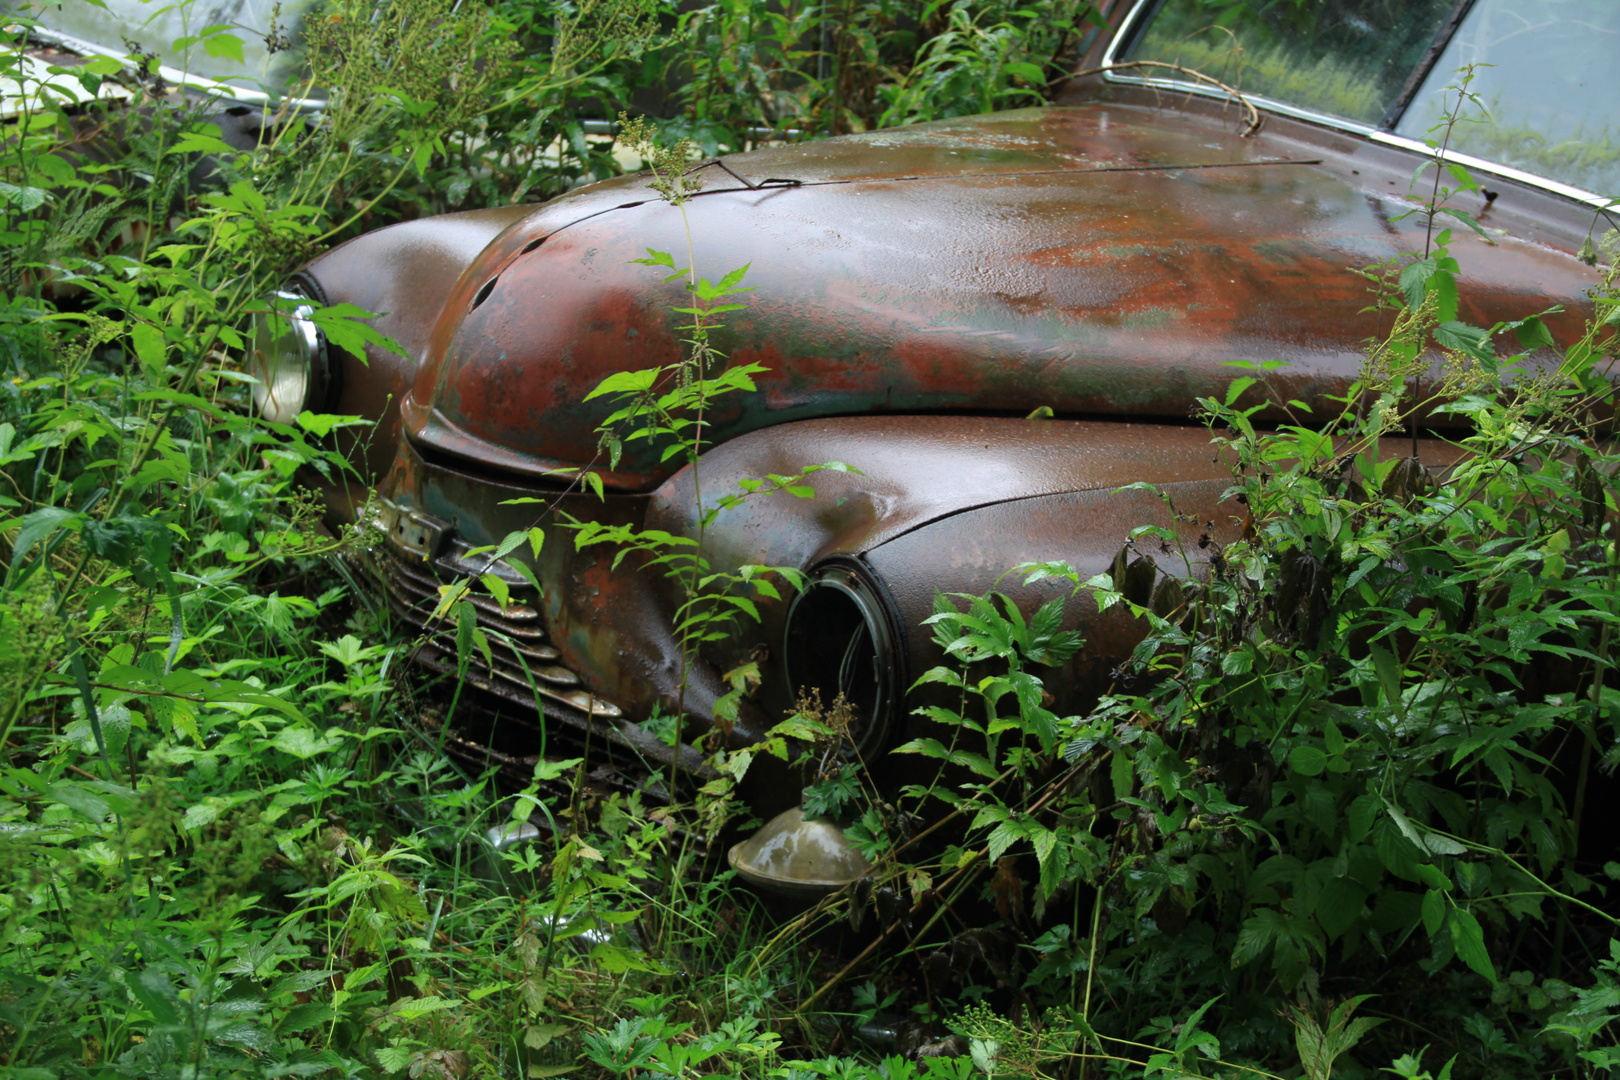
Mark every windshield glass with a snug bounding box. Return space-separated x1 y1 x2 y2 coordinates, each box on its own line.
1123 0 1456 126
1394 0 1620 198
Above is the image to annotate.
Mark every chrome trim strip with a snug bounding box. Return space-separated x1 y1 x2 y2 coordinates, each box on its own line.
1364 132 1617 210
1099 0 1154 68
1097 2 1616 211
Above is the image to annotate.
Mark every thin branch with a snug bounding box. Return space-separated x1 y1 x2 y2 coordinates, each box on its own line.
1071 59 1263 136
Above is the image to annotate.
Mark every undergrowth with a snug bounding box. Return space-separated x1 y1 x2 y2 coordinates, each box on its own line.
2 2 1620 1079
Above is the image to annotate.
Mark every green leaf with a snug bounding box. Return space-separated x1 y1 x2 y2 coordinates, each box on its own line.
1513 315 1556 349
1399 257 1437 309
630 248 677 270
970 1040 1000 1075
200 29 245 63
304 302 406 361
1004 60 1047 85
10 774 138 822
296 411 367 437
1416 863 1450 891
590 942 670 974
1289 744 1327 777
1434 321 1494 367
1315 877 1367 940
1110 747 1134 801
1369 643 1404 720
1434 205 1492 242
714 262 752 295
1421 888 1446 936
129 322 164 376
0 182 50 211
1448 908 1497 985
271 725 342 759
9 506 84 569
584 368 659 401
482 572 511 609
534 757 583 782
165 131 235 157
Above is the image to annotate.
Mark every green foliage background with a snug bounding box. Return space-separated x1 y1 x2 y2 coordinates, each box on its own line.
0 2 1618 1079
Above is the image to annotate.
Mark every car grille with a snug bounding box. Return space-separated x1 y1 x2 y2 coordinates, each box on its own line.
365 499 713 791
376 544 624 721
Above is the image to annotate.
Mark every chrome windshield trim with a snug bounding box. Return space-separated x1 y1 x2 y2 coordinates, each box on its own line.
1363 132 1617 211
1098 2 1616 212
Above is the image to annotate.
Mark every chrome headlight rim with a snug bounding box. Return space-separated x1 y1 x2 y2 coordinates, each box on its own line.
249 286 329 425
783 556 904 760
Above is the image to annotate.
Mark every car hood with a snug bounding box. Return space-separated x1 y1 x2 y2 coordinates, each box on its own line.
400 104 1599 491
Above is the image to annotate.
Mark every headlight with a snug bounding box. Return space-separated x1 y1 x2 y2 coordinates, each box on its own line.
784 558 902 758
249 290 326 424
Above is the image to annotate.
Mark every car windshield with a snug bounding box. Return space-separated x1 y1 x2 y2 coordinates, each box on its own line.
1124 0 1620 198
1393 0 1620 199
1123 0 1457 127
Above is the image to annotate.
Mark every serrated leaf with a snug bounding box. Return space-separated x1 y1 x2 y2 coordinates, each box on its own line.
1449 907 1497 985
1400 257 1437 309
271 725 341 759
482 572 511 610
584 368 658 401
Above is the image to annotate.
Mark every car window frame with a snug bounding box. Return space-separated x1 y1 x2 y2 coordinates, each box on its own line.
1100 0 1615 209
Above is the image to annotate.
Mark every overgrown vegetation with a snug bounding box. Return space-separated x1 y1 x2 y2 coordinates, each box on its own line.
2 2 1619 1078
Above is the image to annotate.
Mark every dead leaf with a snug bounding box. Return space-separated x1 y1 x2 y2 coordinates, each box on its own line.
990 856 1025 925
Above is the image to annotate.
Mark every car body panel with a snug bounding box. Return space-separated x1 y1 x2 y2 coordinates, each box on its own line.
309 205 534 486
384 105 1596 492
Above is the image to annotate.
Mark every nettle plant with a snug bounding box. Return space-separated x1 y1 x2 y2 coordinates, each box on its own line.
850 155 1620 1080
445 117 853 802
570 115 818 737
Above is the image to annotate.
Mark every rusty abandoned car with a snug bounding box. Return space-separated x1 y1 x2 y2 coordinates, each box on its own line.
249 0 1616 818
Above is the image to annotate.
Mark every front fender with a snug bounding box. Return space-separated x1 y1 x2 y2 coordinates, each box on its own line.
299 205 534 501
643 415 1239 739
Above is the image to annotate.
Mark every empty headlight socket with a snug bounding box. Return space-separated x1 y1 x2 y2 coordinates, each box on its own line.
783 555 905 761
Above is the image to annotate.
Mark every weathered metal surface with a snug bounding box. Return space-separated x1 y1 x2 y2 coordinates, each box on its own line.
377 104 1597 492
310 205 533 487
646 419 1249 749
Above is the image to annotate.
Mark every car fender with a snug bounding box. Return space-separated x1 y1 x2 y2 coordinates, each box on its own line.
300 205 534 488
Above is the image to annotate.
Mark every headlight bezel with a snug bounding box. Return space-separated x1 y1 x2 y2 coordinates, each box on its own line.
249 287 329 424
